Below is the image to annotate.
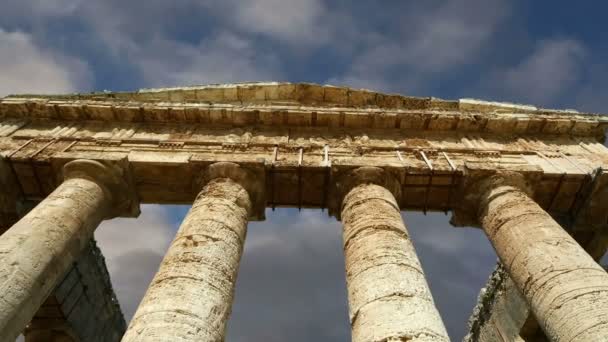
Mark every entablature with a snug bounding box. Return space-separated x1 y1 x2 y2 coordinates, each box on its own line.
1 125 606 223
1 82 607 225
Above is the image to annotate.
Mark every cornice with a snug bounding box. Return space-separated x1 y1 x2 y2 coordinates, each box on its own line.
1 82 606 138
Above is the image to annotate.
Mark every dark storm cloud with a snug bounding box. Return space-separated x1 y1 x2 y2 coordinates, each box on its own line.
405 213 497 339
95 206 177 321
227 209 498 341
229 209 350 341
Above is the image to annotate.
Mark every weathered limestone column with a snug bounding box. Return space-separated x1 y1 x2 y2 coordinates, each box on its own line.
477 173 608 342
0 160 136 342
338 167 449 342
123 162 259 342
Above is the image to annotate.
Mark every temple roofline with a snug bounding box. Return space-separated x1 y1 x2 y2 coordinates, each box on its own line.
2 82 606 140
2 82 605 116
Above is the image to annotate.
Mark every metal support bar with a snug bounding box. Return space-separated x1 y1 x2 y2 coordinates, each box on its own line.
548 173 567 212
442 152 456 171
6 139 34 199
420 151 434 171
7 139 34 158
298 147 303 211
570 168 603 228
420 151 433 214
61 140 78 153
270 146 278 211
30 139 57 195
30 139 56 159
321 145 330 212
397 150 407 209
443 152 457 214
29 159 45 196
396 150 404 163
568 173 593 224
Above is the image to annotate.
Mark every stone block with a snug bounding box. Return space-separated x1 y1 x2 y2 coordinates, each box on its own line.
323 86 348 104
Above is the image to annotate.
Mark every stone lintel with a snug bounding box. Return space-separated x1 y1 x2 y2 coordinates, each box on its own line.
194 161 266 220
51 152 140 218
450 162 543 228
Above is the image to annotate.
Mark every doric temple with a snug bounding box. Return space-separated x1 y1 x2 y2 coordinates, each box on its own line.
1 82 608 342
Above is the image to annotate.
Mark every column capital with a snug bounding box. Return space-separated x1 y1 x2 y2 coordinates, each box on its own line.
330 166 401 220
62 159 140 218
195 162 266 220
450 162 541 227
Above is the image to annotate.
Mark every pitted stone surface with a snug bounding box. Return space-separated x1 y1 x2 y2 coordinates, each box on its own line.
0 176 110 341
341 182 449 342
0 160 133 341
122 178 251 342
478 175 608 342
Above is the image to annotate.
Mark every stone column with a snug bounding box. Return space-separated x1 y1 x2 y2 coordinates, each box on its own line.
477 173 608 342
338 167 449 342
123 162 258 342
0 160 136 342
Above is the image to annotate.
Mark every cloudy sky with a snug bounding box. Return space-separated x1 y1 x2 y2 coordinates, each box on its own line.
2 1 608 341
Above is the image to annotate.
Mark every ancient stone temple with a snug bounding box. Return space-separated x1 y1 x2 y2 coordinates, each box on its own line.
1 82 607 342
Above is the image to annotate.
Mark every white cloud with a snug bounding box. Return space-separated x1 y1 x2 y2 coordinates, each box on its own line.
574 63 608 113
73 2 286 86
489 39 587 105
229 209 350 341
1 1 287 89
0 29 92 97
95 205 177 320
399 0 509 72
329 0 510 93
136 32 284 87
233 0 331 46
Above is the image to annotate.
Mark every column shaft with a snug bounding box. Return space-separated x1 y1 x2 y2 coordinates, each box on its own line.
0 177 110 341
341 183 449 342
122 178 251 342
479 179 608 341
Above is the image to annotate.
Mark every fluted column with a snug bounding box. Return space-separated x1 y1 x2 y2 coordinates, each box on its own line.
338 167 449 342
0 160 136 342
123 162 256 342
478 174 608 342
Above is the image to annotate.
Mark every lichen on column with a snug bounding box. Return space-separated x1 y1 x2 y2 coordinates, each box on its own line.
477 173 608 342
122 163 254 342
338 167 449 342
0 159 135 342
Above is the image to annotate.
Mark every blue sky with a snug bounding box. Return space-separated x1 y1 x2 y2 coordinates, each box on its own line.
2 1 607 341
